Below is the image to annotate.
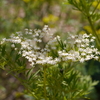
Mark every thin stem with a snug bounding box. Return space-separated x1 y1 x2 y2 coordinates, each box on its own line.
43 66 47 100
91 0 100 16
87 16 100 49
87 16 99 39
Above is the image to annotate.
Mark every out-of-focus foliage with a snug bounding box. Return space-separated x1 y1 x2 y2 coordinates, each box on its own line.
0 0 82 38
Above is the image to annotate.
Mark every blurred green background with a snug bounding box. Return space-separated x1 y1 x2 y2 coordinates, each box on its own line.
0 0 100 100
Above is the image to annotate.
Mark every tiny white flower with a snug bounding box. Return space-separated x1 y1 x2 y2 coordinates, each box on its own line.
94 56 99 60
11 44 15 48
81 52 86 56
90 39 94 42
80 58 85 63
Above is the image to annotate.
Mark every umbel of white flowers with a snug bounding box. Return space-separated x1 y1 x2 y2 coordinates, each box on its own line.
1 25 100 66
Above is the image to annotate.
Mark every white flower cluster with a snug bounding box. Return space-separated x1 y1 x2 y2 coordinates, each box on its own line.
58 34 100 62
1 26 100 66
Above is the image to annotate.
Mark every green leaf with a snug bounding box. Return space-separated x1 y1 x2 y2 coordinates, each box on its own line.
64 96 67 100
2 44 6 56
27 69 40 81
0 61 7 70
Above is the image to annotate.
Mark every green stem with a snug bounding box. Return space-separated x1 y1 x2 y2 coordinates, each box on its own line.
43 66 47 100
92 0 100 16
87 16 100 49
